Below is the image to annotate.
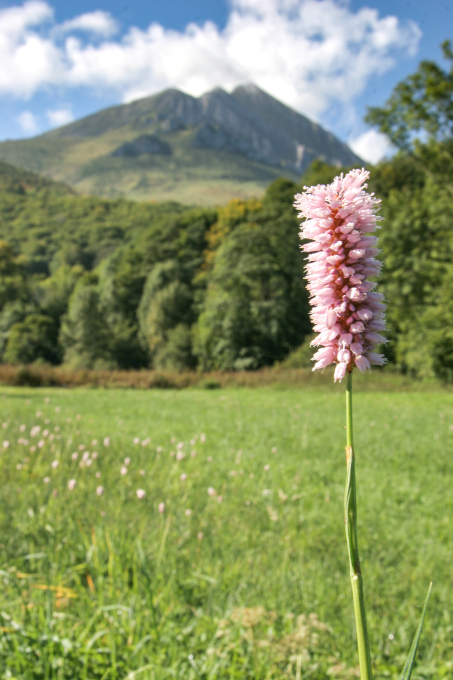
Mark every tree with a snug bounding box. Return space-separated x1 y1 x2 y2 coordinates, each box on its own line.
4 314 60 365
138 260 194 369
366 40 453 152
194 182 311 370
59 275 113 369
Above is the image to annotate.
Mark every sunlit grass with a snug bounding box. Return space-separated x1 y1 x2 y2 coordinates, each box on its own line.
0 385 452 679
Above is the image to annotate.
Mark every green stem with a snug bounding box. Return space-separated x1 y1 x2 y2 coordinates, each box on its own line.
345 371 373 680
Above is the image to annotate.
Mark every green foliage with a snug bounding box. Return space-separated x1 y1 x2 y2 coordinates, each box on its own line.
195 181 311 370
366 40 453 151
138 261 194 368
4 314 60 365
300 159 355 188
60 275 114 369
279 334 316 369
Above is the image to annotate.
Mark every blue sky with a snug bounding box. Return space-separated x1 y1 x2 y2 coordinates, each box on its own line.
0 0 451 162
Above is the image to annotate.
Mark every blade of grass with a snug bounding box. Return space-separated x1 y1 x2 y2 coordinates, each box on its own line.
400 582 433 680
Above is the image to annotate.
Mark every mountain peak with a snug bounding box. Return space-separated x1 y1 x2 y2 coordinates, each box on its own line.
0 84 362 206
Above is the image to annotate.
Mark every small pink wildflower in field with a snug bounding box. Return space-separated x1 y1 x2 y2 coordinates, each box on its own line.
43 477 50 484
200 434 206 443
54 426 60 432
96 486 104 496
79 444 85 450
217 495 223 503
139 469 145 476
133 437 140 444
44 397 49 403
180 473 187 481
156 446 162 453
16 464 22 470
38 440 44 448
176 451 185 461
86 459 93 467
30 426 40 437
2 441 9 449
271 447 277 453
43 429 49 437
30 445 36 453
95 471 101 478
136 489 146 499
264 465 270 471
120 466 128 475
207 456 212 462
91 452 98 459
197 532 203 540
71 452 78 460
263 489 271 496
294 168 387 381
124 457 130 466
190 439 196 446
36 411 41 418
91 440 98 446
103 437 110 446
68 479 76 490
52 489 58 498
177 442 184 450
185 509 192 516
51 460 59 469
191 450 197 457
207 487 216 497
158 501 165 512
20 424 25 432
55 407 60 413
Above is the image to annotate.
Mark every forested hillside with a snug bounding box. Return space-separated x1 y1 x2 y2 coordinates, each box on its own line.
0 43 452 380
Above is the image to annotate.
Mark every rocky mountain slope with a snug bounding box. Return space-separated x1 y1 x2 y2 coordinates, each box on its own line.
0 85 362 205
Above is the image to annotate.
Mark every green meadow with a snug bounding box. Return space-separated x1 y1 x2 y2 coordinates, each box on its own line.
0 382 452 679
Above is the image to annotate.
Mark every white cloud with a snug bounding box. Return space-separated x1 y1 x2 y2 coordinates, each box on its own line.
349 129 393 164
46 108 73 127
0 0 421 125
17 110 38 133
59 11 118 38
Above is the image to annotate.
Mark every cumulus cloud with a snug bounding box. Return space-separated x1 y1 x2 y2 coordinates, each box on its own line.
46 108 73 127
350 129 393 164
17 110 39 133
0 0 421 124
59 11 118 38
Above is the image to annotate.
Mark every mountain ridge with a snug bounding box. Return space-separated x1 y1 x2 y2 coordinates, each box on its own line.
0 85 362 205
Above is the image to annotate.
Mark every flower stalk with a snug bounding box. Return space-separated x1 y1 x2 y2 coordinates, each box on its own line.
345 370 373 680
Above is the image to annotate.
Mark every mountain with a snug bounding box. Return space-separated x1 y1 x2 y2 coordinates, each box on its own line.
0 85 362 206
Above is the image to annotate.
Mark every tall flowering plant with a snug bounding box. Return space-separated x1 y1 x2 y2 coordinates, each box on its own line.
294 169 431 680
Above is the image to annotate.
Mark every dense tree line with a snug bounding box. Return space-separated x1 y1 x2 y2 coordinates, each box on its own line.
0 43 452 380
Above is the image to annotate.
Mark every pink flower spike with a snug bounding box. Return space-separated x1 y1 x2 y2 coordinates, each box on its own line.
334 362 348 382
158 501 165 513
325 308 337 329
294 169 386 381
355 355 371 372
136 489 146 499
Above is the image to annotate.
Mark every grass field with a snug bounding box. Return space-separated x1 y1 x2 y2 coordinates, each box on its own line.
0 381 452 679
